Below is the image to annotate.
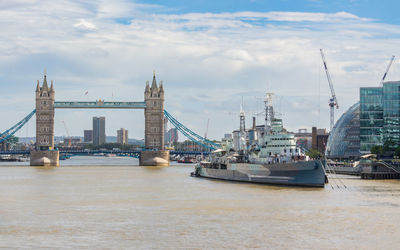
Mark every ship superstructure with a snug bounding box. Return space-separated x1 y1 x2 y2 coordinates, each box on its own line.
192 91 327 188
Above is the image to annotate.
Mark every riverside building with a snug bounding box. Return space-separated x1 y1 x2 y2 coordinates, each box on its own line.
360 81 400 153
93 117 106 146
117 128 128 144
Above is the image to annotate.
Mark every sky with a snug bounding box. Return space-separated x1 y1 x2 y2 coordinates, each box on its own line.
1 0 400 140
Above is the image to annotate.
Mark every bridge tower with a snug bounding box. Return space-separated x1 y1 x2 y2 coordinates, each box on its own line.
30 72 59 166
141 72 169 166
144 72 165 150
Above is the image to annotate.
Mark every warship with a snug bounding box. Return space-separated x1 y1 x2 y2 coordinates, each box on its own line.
191 93 327 188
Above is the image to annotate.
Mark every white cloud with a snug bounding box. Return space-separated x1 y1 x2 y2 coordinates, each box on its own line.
0 1 400 140
74 19 96 31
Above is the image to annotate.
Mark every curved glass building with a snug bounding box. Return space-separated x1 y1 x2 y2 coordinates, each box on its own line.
325 102 360 159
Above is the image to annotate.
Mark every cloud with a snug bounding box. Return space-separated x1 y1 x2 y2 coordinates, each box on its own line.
0 1 400 140
74 19 97 31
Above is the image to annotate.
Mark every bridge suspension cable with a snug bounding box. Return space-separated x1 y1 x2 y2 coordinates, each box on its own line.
0 109 36 143
164 110 221 150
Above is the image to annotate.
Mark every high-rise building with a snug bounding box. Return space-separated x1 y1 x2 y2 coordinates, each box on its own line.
84 130 93 143
164 118 169 145
360 87 383 152
167 128 178 144
93 117 106 145
359 81 400 153
117 128 128 144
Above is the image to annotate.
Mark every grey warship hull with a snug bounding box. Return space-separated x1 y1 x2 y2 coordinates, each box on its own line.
193 160 327 188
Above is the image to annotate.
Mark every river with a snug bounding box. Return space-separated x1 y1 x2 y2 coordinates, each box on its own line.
0 156 399 249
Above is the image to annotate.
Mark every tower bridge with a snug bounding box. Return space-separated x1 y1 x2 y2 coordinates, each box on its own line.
32 72 167 166
0 71 220 166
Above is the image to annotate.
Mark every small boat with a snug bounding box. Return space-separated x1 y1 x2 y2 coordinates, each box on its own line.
177 156 196 164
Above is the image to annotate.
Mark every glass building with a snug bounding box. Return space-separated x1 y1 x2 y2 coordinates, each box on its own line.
326 81 400 157
325 102 360 159
360 87 383 152
383 82 400 143
359 81 400 153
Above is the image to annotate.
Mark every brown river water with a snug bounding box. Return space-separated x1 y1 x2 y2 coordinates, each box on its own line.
0 156 399 249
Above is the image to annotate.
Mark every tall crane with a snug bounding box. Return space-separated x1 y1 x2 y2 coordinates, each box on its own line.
62 121 72 147
379 55 395 86
320 49 339 132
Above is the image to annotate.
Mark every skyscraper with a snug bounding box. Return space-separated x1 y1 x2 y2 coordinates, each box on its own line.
117 128 128 144
84 130 93 143
167 128 178 144
93 117 106 145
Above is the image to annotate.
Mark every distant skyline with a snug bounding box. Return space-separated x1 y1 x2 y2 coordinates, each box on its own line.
1 0 400 140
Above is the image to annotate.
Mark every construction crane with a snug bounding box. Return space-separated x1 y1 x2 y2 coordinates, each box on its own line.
320 49 339 132
379 55 395 86
62 121 72 147
204 118 210 139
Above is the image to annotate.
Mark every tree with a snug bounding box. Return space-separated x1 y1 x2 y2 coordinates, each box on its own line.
370 145 383 155
383 139 396 153
306 149 323 159
394 146 400 158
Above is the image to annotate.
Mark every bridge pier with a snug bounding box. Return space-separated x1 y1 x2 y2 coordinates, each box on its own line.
140 150 170 166
30 150 59 167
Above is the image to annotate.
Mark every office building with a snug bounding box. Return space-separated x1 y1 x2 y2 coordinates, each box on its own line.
93 117 106 145
325 102 360 159
167 128 178 144
312 127 329 153
360 87 383 152
359 81 400 153
84 130 93 143
117 128 128 144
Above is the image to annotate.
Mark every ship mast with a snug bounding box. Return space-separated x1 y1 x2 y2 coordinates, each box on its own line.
264 93 274 135
239 101 247 151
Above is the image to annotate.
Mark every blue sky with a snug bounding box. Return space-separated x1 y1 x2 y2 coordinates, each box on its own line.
1 0 400 140
138 0 400 24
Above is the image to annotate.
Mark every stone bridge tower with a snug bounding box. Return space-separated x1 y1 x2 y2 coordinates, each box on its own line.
30 73 59 166
141 72 169 166
144 72 165 150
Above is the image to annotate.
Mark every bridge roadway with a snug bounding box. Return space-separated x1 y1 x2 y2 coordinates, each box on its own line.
0 150 210 156
54 101 146 109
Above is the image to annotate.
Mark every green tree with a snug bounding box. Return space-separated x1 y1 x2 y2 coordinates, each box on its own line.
370 145 383 155
394 146 400 158
306 149 323 159
383 139 396 153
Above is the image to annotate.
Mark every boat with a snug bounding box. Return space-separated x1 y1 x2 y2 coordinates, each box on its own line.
191 92 327 188
178 156 196 164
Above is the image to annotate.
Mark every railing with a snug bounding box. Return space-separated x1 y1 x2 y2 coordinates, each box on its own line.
54 101 146 109
376 161 400 174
